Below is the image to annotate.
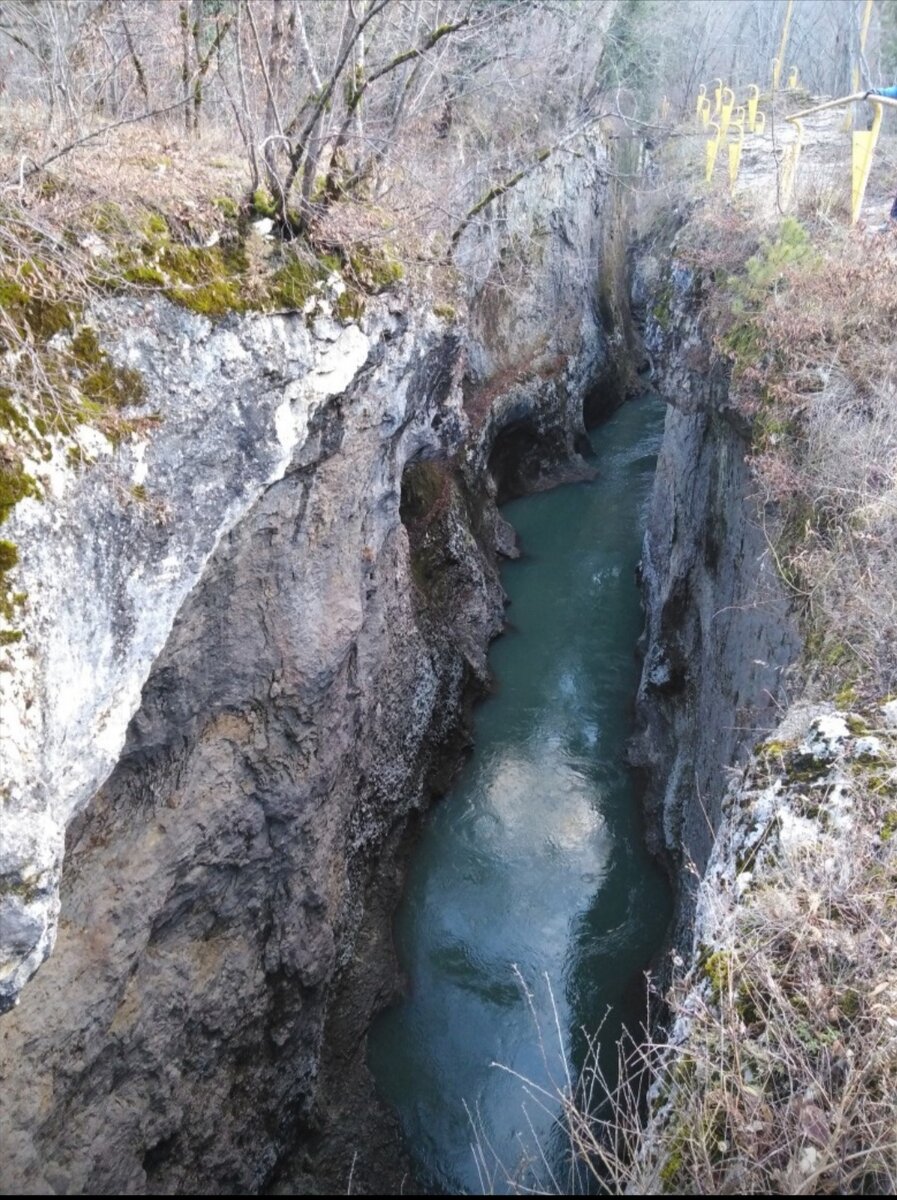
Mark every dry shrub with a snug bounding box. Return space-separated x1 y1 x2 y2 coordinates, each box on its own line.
678 214 897 699
625 722 897 1196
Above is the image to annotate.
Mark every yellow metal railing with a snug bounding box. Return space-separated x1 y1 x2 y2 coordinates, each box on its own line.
747 84 760 133
785 92 897 224
728 118 745 195
697 78 768 192
693 81 896 221
705 121 722 182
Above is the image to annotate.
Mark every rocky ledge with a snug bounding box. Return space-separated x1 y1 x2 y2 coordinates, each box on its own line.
0 139 629 1194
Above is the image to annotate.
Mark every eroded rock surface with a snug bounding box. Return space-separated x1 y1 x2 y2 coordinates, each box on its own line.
0 141 623 1193
631 257 801 941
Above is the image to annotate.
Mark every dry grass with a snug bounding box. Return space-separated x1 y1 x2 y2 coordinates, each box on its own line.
666 201 897 701
626 715 897 1196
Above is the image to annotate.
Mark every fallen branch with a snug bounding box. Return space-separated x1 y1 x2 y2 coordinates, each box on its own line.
16 96 195 180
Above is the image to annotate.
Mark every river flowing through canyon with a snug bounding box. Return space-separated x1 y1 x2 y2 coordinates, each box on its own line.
368 394 674 1194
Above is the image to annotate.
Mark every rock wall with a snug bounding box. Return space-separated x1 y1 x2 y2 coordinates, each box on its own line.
0 140 625 1193
631 257 801 942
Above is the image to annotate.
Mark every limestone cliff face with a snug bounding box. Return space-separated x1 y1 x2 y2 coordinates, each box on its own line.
1 295 486 1195
631 256 800 940
0 295 429 1018
0 141 620 1193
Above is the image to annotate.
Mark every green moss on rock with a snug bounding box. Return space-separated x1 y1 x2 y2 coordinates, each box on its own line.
0 459 40 525
0 539 18 572
334 288 365 323
0 537 27 628
0 388 28 434
0 271 75 344
348 245 404 292
70 327 146 408
252 188 278 219
702 949 733 1002
213 196 240 219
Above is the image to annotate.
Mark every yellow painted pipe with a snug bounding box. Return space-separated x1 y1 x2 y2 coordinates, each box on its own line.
780 117 804 209
852 99 883 224
705 122 722 182
720 86 736 137
845 0 874 130
728 120 745 195
747 84 760 132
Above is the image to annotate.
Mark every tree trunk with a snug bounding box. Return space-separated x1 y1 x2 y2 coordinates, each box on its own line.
178 1 191 132
119 2 149 110
191 0 204 134
351 0 367 171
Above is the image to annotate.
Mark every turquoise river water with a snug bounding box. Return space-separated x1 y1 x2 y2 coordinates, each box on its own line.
368 394 673 1194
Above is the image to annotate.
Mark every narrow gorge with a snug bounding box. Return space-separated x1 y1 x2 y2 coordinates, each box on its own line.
3 10 895 1188
1 143 659 1194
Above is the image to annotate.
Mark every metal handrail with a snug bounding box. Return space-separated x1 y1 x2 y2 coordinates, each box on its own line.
786 92 897 122
782 91 897 225
695 82 896 218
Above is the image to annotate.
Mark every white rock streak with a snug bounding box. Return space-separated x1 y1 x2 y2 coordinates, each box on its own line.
0 297 376 1010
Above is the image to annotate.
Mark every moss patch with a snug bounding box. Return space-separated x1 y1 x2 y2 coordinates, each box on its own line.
252 188 278 219
348 244 404 292
334 288 365 323
0 457 40 525
0 536 27 629
70 328 146 408
0 271 75 345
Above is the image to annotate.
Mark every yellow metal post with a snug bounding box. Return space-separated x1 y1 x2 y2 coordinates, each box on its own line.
754 110 767 135
728 120 745 195
787 66 799 90
773 0 794 90
720 86 736 137
696 84 707 119
699 96 712 128
712 78 723 116
747 84 760 132
852 99 883 224
781 117 804 209
705 122 722 182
